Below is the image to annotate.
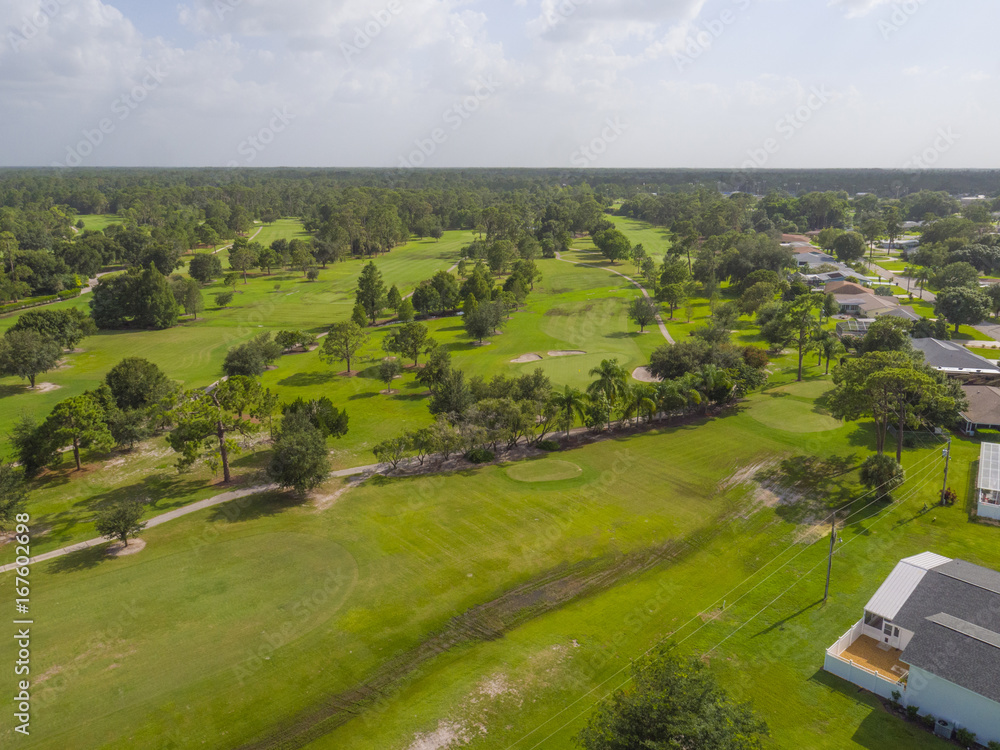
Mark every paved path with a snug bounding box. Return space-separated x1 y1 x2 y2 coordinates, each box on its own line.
555 251 675 344
0 460 381 574
867 261 935 302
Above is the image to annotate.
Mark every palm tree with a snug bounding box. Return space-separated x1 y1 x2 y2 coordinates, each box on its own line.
635 383 658 424
915 266 930 300
818 333 847 375
656 379 701 419
587 358 629 430
689 364 734 414
552 385 587 438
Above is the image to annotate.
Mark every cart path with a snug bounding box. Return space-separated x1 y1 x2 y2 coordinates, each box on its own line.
0 462 378 574
555 251 675 344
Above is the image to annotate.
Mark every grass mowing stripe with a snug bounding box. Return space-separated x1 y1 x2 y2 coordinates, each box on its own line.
505 447 946 749
517 453 949 750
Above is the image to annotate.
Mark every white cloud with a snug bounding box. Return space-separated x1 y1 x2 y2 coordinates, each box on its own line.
827 0 895 18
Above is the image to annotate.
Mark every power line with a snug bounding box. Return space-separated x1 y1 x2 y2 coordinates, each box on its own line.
506 447 944 749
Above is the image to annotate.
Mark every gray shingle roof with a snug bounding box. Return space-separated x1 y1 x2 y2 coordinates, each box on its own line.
912 338 1000 375
892 560 1000 703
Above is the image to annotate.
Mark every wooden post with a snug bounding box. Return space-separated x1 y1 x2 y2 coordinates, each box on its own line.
824 516 837 602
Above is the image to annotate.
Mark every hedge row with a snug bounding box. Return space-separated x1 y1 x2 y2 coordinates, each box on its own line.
0 287 83 315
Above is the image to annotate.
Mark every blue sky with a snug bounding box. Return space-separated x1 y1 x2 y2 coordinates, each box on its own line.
0 0 995 168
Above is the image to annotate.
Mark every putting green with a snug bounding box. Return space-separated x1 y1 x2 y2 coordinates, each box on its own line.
749 393 842 433
506 459 583 483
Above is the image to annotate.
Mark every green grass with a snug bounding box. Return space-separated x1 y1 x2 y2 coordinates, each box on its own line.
607 216 674 257
505 458 583 482
73 214 121 233
9 380 982 750
0 230 474 452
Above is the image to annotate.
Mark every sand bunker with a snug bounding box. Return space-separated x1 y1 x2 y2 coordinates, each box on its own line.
548 350 585 357
511 353 543 364
632 367 662 383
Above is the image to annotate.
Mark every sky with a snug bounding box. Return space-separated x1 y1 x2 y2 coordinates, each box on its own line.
0 0 996 169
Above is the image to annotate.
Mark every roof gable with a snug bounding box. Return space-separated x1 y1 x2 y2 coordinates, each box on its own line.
864 553 951 620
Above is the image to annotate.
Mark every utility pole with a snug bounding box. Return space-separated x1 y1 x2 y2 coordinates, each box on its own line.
824 516 837 602
941 437 952 504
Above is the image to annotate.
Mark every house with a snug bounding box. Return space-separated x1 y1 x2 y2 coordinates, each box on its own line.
911 338 1000 384
824 552 1000 745
879 237 921 252
793 250 838 269
827 281 901 317
974 443 1000 521
959 387 1000 435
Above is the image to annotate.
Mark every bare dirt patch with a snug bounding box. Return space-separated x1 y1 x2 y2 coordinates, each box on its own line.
511 353 542 364
29 382 61 394
312 478 361 512
548 350 585 357
632 366 661 383
405 721 471 750
106 538 146 557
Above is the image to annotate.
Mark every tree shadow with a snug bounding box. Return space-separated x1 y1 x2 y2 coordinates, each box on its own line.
44 544 110 574
206 489 305 524
0 383 29 399
277 371 338 388
755 454 860 524
347 392 379 400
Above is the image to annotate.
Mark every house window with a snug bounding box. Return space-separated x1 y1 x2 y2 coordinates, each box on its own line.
864 612 884 630
883 622 894 636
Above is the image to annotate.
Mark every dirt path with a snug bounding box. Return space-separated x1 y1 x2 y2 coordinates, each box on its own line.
555 251 675 344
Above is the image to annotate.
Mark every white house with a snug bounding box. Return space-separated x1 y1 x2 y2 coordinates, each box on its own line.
824 553 1000 745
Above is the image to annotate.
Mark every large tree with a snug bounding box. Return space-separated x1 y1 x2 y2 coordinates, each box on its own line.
95 498 147 547
188 253 222 283
105 357 173 410
266 412 331 496
319 321 369 374
576 649 768 750
6 308 96 350
628 297 659 333
832 231 866 263
0 329 61 388
935 287 989 333
355 261 386 324
45 392 115 470
0 463 28 529
383 322 433 366
167 376 267 483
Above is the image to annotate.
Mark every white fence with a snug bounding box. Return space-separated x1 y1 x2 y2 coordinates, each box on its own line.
824 651 904 700
824 621 905 701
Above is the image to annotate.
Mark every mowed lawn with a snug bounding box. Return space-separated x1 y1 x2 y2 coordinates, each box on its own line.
5 383 893 750
0 229 473 451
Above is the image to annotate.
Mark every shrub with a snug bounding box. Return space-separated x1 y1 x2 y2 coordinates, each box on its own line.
955 727 976 747
905 705 920 721
920 714 936 730
889 690 901 710
465 448 494 464
955 728 976 747
306 269 319 281
875 286 894 297
986 740 1000 750
537 440 560 452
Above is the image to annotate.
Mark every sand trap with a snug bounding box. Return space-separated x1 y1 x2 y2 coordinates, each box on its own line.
511 353 543 364
632 366 662 383
548 350 585 357
106 538 146 557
